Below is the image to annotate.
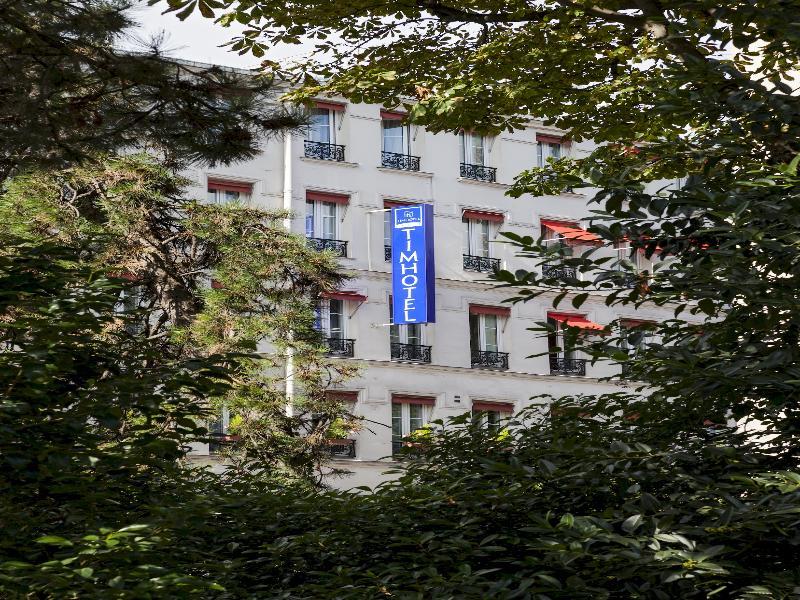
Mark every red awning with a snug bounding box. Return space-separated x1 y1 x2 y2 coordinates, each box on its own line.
549 312 604 331
384 200 416 209
380 110 406 120
620 318 656 329
306 190 350 205
469 304 511 317
540 220 602 244
392 395 436 406
207 179 253 194
472 401 514 413
315 100 346 111
323 291 367 303
326 390 359 402
536 133 567 145
463 209 504 223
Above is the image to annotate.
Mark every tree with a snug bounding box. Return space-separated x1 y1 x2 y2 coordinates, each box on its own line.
0 0 301 184
0 153 356 481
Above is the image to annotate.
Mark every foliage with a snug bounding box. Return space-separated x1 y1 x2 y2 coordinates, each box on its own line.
0 154 356 480
0 0 302 184
0 239 231 597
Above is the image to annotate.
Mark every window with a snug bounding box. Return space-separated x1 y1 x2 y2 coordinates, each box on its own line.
470 313 499 353
547 316 576 360
315 299 345 339
207 180 252 204
309 107 335 144
459 132 485 165
120 285 144 335
620 321 654 357
391 396 434 453
472 401 513 431
306 200 337 240
389 296 423 346
463 217 491 258
382 119 410 155
537 141 562 167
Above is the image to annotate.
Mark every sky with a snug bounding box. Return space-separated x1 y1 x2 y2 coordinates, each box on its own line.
128 1 312 69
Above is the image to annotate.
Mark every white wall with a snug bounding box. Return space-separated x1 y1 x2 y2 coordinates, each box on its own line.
185 97 680 485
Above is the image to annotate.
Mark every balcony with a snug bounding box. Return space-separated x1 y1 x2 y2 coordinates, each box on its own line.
542 263 578 282
304 140 346 162
326 438 356 458
391 342 432 364
307 237 348 257
549 356 587 376
471 349 509 370
381 151 421 172
463 254 501 273
384 245 392 261
324 337 355 358
460 163 497 183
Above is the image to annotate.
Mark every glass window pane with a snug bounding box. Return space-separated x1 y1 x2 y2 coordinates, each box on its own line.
472 135 484 165
309 108 331 143
469 314 481 353
328 299 343 338
463 218 471 254
225 190 239 202
321 201 336 240
305 200 315 237
409 404 424 431
550 143 561 160
407 324 422 345
392 404 403 439
384 210 391 246
483 315 498 352
478 220 490 257
383 121 405 154
537 142 544 167
459 132 467 163
208 190 218 203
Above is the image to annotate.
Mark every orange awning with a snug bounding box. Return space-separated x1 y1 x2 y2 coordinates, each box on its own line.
549 313 605 331
541 220 602 244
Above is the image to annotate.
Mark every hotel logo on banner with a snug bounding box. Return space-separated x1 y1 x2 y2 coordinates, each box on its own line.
391 204 436 324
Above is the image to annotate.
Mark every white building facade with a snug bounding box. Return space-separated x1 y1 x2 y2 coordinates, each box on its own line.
186 96 672 488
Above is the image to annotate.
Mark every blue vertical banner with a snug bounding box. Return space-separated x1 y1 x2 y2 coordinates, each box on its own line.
391 204 436 324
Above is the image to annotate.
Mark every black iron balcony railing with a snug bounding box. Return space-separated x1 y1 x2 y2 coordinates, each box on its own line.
463 254 501 273
326 438 356 458
460 162 497 183
325 337 355 357
304 140 346 162
384 245 392 261
391 342 432 363
307 237 348 257
549 356 587 376
542 263 578 281
382 151 421 172
471 349 509 370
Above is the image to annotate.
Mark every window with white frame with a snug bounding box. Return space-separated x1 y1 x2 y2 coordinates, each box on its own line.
382 119 410 155
469 313 500 354
391 400 431 452
459 131 485 165
306 199 337 239
315 299 345 339
472 407 510 431
207 181 252 204
620 322 655 357
463 217 492 258
537 141 562 167
389 297 423 346
309 107 335 144
547 316 577 359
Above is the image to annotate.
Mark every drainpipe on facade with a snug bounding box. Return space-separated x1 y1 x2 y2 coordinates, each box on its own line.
283 133 294 417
